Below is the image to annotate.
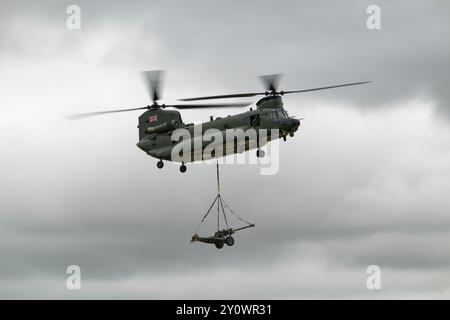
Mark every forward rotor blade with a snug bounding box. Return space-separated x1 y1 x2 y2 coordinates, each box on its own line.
141 70 164 103
259 73 282 92
282 81 372 95
64 106 148 120
179 92 264 101
180 80 371 101
169 102 251 109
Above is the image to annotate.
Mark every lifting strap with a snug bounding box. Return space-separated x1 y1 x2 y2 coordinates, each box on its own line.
194 161 253 234
216 161 220 194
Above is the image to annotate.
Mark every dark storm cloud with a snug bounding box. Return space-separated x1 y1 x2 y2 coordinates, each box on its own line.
2 1 450 112
1 0 450 298
112 1 448 115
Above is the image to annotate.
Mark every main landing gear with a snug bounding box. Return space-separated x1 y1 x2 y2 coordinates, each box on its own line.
156 160 187 173
256 149 265 158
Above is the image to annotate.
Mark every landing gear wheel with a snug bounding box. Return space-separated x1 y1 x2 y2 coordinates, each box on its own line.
180 163 187 173
215 240 224 249
289 132 294 137
282 135 287 141
157 160 164 169
256 149 265 158
225 236 235 246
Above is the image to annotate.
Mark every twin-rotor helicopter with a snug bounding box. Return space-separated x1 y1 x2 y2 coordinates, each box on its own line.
67 71 370 172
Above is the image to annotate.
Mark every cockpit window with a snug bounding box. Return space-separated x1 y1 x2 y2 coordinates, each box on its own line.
279 110 289 118
267 110 289 120
268 111 279 120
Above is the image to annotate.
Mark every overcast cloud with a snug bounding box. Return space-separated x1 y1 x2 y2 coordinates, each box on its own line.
1 0 450 299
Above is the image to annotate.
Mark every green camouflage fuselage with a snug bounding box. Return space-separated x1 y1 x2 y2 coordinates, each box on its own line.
136 96 300 162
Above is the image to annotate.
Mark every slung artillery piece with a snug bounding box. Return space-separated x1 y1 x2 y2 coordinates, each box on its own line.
191 163 255 249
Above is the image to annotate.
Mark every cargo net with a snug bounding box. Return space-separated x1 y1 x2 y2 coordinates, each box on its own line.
191 163 255 249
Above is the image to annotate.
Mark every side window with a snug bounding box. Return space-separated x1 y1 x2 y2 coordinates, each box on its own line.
250 115 260 126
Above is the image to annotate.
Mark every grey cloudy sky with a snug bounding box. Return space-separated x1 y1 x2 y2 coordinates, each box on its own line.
1 0 450 299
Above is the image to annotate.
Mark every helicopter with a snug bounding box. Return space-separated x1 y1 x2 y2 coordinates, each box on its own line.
66 71 370 172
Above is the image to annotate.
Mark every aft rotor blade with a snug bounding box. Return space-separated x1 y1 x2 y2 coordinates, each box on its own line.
64 106 149 120
282 81 372 95
179 92 264 101
141 70 164 103
169 102 251 109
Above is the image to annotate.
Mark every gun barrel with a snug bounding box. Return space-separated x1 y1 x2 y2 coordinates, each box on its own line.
232 224 255 233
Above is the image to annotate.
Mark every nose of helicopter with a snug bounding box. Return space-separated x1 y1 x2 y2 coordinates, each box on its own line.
279 118 300 133
290 118 300 130
283 118 300 133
